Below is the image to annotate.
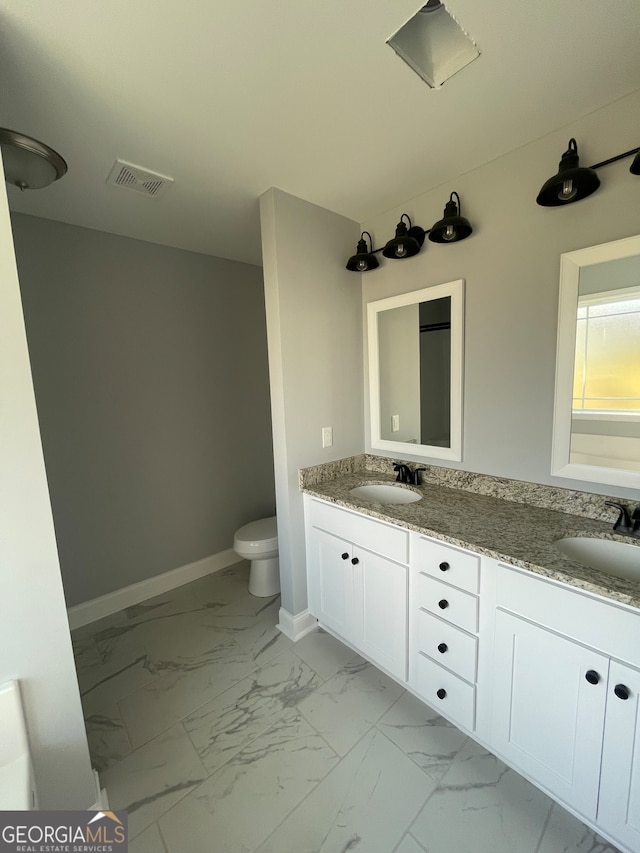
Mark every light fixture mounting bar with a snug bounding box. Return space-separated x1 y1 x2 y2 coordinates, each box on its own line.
588 146 640 171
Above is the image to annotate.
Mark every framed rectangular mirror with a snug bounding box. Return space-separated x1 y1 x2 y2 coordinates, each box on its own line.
551 234 640 489
367 280 464 461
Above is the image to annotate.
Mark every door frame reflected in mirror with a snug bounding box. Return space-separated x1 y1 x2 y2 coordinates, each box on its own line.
367 279 465 461
551 234 640 489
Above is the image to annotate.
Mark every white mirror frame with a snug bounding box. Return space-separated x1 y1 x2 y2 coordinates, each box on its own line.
367 280 464 461
551 234 640 490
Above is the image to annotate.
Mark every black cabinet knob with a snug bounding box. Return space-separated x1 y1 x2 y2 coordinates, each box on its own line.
351 557 359 565
341 553 349 560
437 643 448 654
438 599 449 609
439 561 450 572
436 688 447 700
585 670 600 685
614 684 630 700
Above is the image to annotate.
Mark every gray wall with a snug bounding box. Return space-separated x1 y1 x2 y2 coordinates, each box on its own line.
362 88 640 501
260 189 363 616
0 167 94 807
12 214 275 607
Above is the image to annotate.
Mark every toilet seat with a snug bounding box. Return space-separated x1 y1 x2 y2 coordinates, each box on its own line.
234 516 277 556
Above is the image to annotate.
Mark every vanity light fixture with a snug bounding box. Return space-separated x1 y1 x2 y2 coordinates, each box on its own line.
346 231 379 271
346 193 473 271
382 214 426 259
428 191 472 243
537 138 600 206
537 137 640 206
0 127 67 190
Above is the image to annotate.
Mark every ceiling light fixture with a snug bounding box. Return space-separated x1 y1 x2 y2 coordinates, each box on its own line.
387 2 480 90
382 214 426 259
346 232 379 271
428 191 472 243
537 137 640 207
0 128 67 190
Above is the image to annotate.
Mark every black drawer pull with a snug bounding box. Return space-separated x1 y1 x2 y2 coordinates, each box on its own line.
585 670 600 685
436 688 447 700
438 599 449 610
439 561 450 572
351 557 359 565
341 552 349 560
615 684 630 700
437 643 448 654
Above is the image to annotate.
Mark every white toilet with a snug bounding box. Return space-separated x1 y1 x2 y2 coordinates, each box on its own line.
233 516 280 597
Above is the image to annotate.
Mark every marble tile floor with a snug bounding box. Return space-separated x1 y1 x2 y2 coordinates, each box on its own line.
71 561 621 853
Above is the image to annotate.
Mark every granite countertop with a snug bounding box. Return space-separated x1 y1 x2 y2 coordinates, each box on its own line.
302 470 640 610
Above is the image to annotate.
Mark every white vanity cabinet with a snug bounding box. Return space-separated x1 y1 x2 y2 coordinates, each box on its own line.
409 534 481 732
303 491 640 852
598 661 640 850
304 496 409 681
490 563 640 851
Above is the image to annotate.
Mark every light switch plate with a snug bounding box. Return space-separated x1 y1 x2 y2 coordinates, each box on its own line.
392 414 400 432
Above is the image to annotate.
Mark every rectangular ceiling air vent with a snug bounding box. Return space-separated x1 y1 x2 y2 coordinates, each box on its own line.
106 159 174 198
387 1 480 89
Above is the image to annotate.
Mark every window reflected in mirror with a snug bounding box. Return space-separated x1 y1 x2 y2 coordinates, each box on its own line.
570 277 640 471
552 236 640 488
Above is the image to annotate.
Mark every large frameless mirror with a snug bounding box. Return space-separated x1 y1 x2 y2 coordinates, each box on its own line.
367 280 464 461
551 234 640 489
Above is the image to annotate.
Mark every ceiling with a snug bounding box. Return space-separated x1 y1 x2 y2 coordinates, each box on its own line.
1 1 640 267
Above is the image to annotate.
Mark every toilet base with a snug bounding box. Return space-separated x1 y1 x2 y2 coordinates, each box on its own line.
249 556 280 597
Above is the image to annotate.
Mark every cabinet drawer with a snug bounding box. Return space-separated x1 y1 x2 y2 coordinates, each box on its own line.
412 653 476 731
415 573 479 633
412 535 480 594
308 498 409 564
496 563 640 665
415 610 478 683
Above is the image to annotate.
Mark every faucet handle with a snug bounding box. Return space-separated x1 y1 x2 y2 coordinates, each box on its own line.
605 501 632 532
392 463 404 482
411 467 427 486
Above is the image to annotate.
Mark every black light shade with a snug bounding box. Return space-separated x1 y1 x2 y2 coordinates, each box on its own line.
382 214 425 259
631 151 640 176
346 231 379 272
536 138 600 206
429 191 472 243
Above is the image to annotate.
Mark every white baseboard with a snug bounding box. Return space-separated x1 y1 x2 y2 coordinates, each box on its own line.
67 549 239 630
277 607 318 642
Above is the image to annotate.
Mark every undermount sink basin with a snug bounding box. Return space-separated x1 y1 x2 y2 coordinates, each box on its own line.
349 484 421 505
555 536 640 582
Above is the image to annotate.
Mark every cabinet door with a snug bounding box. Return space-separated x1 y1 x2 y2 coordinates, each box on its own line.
353 547 408 681
307 527 355 643
597 661 640 850
491 610 608 820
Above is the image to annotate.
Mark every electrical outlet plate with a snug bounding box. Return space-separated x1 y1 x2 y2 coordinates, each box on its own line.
392 414 400 432
322 427 333 448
